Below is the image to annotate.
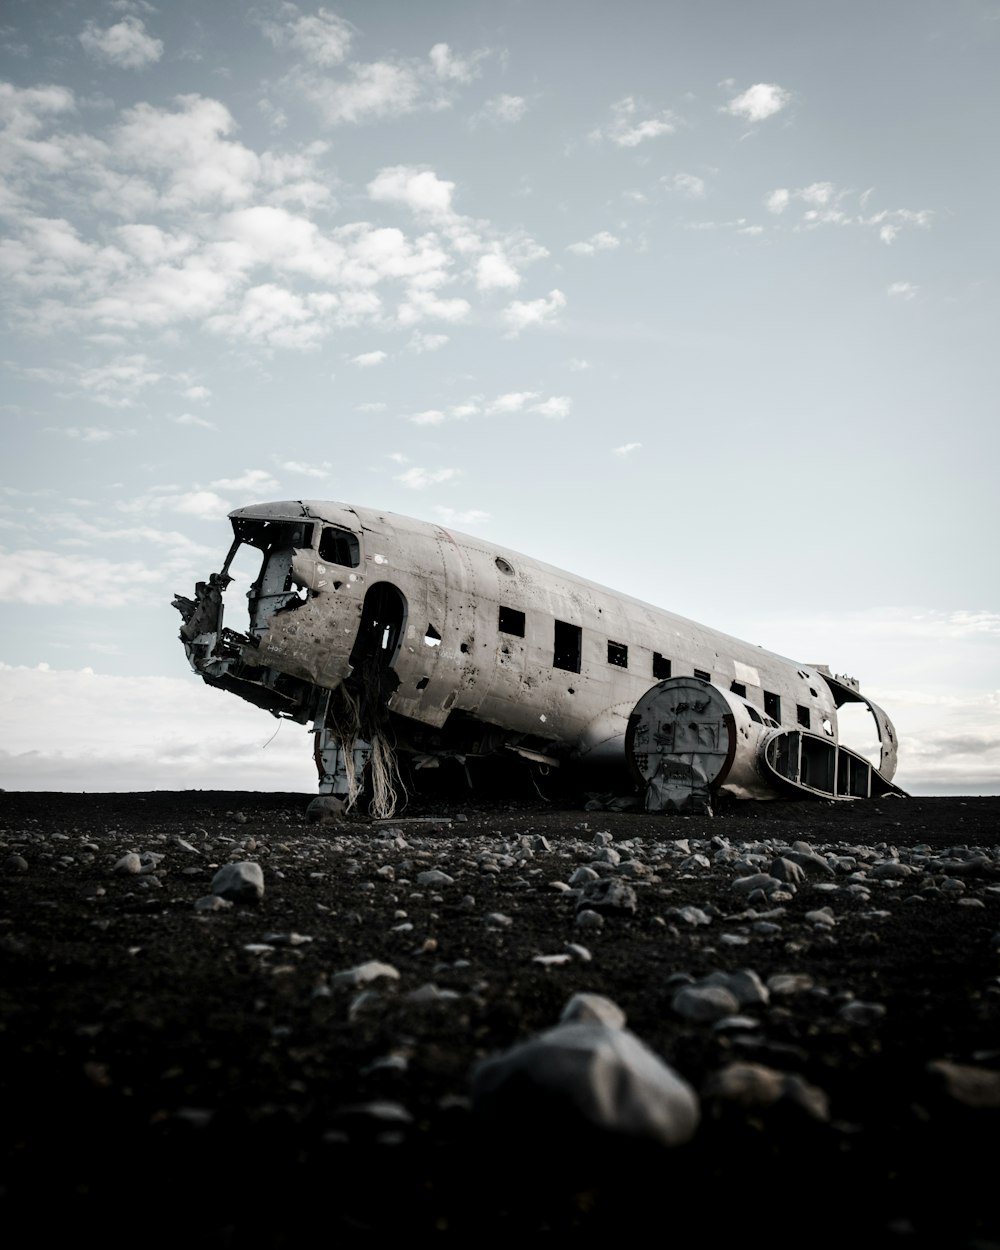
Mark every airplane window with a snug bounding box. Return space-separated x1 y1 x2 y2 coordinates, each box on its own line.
797 705 811 728
499 606 525 637
731 681 747 698
764 691 781 721
425 624 442 647
607 641 628 668
694 669 710 681
553 620 582 673
653 653 671 679
319 526 360 568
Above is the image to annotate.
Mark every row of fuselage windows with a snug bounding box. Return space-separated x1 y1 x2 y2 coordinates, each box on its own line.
498 605 813 730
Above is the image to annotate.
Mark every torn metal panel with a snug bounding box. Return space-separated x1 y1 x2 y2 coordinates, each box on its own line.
174 499 905 814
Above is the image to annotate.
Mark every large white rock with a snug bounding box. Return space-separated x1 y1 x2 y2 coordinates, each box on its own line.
470 1020 700 1147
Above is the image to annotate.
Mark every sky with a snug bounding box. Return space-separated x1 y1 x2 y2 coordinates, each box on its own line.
1 0 998 795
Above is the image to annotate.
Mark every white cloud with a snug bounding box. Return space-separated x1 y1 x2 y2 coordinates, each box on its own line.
62 425 133 441
530 396 571 419
476 250 521 290
766 188 791 214
614 442 642 456
724 83 791 123
502 288 566 336
869 208 933 244
303 60 425 126
79 16 163 69
183 384 211 401
488 391 539 414
206 283 371 350
671 173 706 199
567 231 620 256
397 288 470 325
174 412 217 429
113 485 233 524
295 39 485 128
395 466 459 489
0 548 164 606
471 94 528 126
280 460 330 478
113 95 260 210
164 490 233 520
568 357 590 371
259 5 355 66
352 349 388 367
595 97 677 147
0 79 541 364
0 662 316 792
763 185 931 243
799 182 835 205
210 469 280 493
75 355 162 407
408 331 449 352
428 43 483 84
409 409 447 426
432 506 490 526
368 165 456 221
888 282 919 299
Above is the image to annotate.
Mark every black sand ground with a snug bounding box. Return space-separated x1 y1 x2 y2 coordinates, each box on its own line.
1 790 998 1248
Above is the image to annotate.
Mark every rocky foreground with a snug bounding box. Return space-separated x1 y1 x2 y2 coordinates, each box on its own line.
1 790 999 1247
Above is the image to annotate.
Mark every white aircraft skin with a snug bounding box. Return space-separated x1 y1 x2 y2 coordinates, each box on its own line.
173 499 901 809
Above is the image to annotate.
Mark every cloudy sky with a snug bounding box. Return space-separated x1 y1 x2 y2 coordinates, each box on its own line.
1 0 997 795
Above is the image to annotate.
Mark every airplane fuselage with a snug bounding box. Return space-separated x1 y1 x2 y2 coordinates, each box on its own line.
174 499 900 808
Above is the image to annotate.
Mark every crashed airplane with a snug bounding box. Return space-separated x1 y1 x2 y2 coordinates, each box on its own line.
173 500 905 815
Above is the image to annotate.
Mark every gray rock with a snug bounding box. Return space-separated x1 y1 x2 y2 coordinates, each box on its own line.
704 969 770 1007
194 894 233 912
770 856 807 885
332 960 400 987
926 1059 1000 1109
113 852 142 875
839 1000 887 1026
416 869 455 886
471 1021 700 1147
564 943 593 962
576 877 638 915
672 984 741 1023
560 992 626 1029
211 861 264 903
305 796 346 823
767 973 815 997
704 1061 830 1122
732 872 783 896
784 846 835 876
871 861 913 880
672 905 712 926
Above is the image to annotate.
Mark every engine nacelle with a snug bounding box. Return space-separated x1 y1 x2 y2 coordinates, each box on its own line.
626 676 778 811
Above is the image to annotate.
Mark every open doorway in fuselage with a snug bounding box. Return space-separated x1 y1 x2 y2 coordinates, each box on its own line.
350 582 407 672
